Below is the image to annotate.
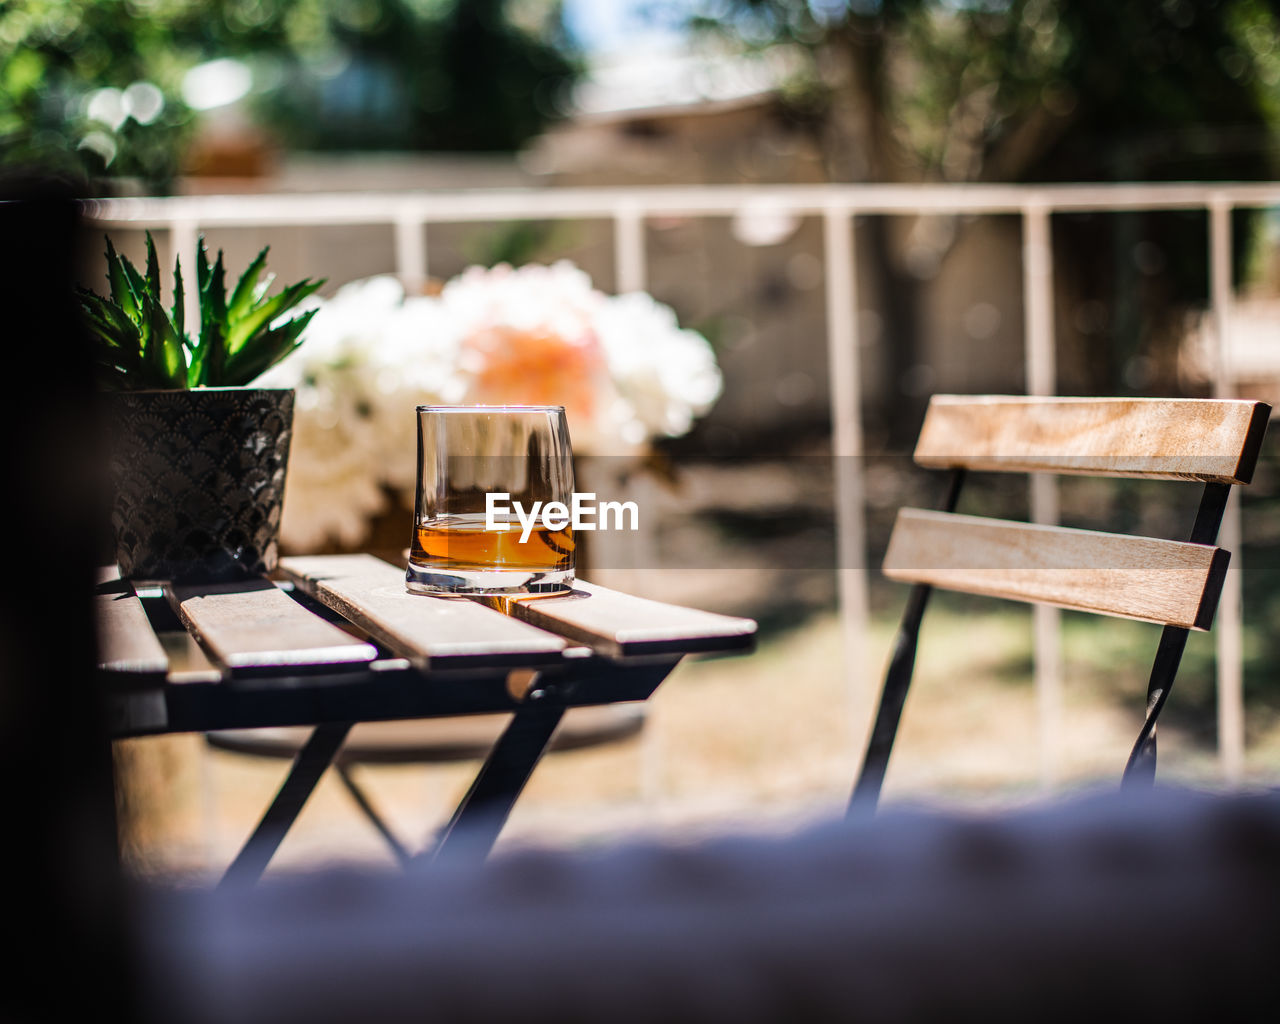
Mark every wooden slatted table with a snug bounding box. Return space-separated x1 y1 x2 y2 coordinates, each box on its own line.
99 554 756 885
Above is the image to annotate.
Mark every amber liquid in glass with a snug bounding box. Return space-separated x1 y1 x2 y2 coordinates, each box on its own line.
411 513 573 572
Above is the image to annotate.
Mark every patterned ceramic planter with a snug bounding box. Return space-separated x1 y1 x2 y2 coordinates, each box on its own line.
107 388 294 582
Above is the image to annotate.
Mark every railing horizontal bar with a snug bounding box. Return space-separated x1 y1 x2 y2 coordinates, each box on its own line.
85 182 1280 229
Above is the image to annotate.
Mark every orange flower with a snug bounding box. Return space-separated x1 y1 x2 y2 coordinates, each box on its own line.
457 324 618 434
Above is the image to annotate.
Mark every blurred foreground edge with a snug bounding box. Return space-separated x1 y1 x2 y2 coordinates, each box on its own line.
0 178 136 1020
139 787 1280 1024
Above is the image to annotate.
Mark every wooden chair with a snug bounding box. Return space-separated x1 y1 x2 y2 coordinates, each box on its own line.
851 395 1271 814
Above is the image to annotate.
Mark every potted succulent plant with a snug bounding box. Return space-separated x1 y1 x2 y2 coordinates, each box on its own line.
80 233 322 581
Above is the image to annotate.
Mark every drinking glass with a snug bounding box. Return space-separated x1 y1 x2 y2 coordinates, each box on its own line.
406 405 575 595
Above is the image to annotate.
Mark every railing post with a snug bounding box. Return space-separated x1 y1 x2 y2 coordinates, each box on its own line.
394 210 428 293
823 204 870 747
1022 200 1063 790
1210 195 1246 784
614 202 646 293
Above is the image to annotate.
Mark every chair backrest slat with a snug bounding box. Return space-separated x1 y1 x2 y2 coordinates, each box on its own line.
883 509 1229 630
915 396 1269 484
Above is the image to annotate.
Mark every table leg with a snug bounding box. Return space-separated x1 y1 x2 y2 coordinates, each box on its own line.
430 704 565 863
218 721 352 889
335 763 411 866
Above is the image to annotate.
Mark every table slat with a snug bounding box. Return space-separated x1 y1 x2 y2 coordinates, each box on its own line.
489 581 758 657
168 579 379 673
279 555 568 668
96 586 168 675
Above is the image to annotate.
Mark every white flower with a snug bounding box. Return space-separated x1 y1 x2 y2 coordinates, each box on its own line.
595 290 723 444
279 383 388 551
439 261 602 344
265 276 442 550
269 262 722 549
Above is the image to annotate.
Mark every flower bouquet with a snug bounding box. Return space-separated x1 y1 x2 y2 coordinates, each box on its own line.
260 261 722 551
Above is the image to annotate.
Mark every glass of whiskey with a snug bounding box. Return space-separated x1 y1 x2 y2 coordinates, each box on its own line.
405 405 575 596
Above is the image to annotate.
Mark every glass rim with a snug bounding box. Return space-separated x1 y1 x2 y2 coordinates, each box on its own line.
416 404 566 413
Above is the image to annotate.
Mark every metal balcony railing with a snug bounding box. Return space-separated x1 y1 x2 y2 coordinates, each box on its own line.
89 181 1280 787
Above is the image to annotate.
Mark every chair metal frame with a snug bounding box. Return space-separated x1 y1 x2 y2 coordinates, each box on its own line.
850 396 1269 815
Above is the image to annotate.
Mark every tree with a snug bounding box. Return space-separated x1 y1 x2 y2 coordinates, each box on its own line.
0 0 581 192
256 0 580 152
690 0 1280 431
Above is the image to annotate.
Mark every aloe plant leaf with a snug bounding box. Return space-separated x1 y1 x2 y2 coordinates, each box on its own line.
190 240 211 382
91 347 143 387
78 288 139 345
93 361 132 391
195 236 211 298
79 305 120 344
194 238 225 335
203 251 228 361
144 231 162 308
114 260 184 390
191 320 226 387
92 353 130 375
206 248 228 325
86 232 322 390
193 241 230 385
221 309 318 385
186 328 208 387
78 283 146 386
82 320 136 364
118 252 152 336
228 245 270 317
187 316 222 387
104 237 141 324
255 272 276 302
172 253 185 345
158 308 188 386
142 295 166 382
223 278 323 356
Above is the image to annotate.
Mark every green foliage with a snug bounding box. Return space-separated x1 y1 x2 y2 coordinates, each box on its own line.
0 0 581 192
80 232 323 390
692 0 1280 184
692 0 1280 400
0 1 197 191
255 0 581 152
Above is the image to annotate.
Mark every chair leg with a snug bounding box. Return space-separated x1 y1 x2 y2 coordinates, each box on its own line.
849 583 933 817
334 763 412 867
852 468 967 817
1126 731 1158 787
1122 626 1189 790
1125 482 1230 789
